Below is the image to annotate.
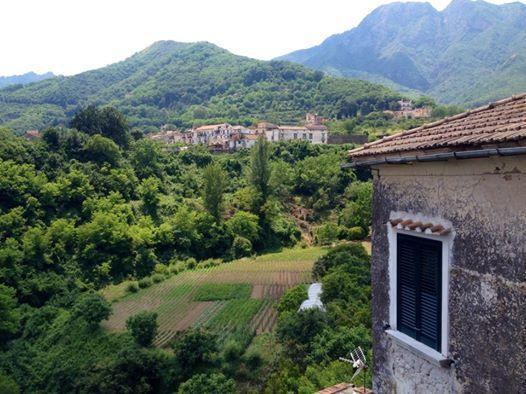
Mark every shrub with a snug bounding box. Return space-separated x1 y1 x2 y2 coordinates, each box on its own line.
153 263 168 275
278 284 307 314
346 226 365 240
315 223 340 245
72 292 112 329
126 311 158 347
126 282 139 293
178 373 236 394
196 258 222 269
151 274 164 283
243 349 263 370
138 277 152 289
185 257 197 269
312 243 370 280
231 236 253 259
222 340 243 363
226 211 260 243
0 372 19 394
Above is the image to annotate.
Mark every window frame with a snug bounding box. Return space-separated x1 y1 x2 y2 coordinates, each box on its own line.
386 221 453 361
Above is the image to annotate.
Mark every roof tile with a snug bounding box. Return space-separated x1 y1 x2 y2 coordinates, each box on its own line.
349 93 526 159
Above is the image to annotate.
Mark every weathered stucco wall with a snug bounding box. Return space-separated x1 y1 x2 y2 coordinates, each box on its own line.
370 156 526 393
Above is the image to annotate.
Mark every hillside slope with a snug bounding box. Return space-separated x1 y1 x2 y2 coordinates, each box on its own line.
278 0 526 106
0 41 400 132
0 71 54 89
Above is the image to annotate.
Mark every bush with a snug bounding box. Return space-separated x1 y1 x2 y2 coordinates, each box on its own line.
178 373 236 394
231 236 253 259
345 226 366 240
185 257 197 269
243 349 263 370
312 243 370 280
278 284 307 314
72 292 112 329
315 223 340 245
126 282 139 293
151 274 164 283
0 372 19 394
196 258 222 269
138 277 152 289
126 311 158 347
222 340 243 363
153 263 168 275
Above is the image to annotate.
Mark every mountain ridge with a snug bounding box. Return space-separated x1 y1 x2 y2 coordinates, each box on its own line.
0 41 401 132
0 71 55 89
278 0 526 106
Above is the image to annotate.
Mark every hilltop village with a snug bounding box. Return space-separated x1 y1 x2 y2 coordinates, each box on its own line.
149 113 331 151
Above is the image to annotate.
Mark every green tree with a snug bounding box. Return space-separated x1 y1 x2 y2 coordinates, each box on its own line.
138 177 161 218
171 329 217 380
0 372 20 394
72 292 112 330
126 311 158 347
278 284 307 314
249 136 271 210
202 163 227 222
70 105 130 147
0 284 19 346
178 373 236 394
226 211 260 243
83 134 122 166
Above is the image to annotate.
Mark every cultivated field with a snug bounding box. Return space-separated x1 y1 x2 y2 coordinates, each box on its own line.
102 247 326 347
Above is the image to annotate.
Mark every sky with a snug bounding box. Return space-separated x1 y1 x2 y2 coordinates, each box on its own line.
1 0 521 76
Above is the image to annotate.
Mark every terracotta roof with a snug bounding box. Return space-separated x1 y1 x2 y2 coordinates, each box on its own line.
349 93 526 159
194 123 230 132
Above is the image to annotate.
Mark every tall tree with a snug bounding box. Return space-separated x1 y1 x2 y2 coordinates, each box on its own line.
202 163 227 222
70 105 130 148
249 136 271 209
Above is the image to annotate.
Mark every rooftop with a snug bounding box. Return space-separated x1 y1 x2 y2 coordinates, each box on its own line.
349 93 526 161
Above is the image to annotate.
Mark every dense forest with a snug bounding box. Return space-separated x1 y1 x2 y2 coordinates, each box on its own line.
0 41 402 133
0 106 373 392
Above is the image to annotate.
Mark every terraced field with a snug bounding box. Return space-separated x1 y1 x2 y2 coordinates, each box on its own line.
102 247 325 347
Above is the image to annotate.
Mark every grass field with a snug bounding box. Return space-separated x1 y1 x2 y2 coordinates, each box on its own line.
102 246 327 347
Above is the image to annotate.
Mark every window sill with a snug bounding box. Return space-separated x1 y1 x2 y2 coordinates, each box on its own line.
385 329 453 368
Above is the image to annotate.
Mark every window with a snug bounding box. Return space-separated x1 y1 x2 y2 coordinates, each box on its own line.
397 233 442 351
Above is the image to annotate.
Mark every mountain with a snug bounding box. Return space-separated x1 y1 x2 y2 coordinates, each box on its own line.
0 41 401 133
0 71 55 89
278 0 526 107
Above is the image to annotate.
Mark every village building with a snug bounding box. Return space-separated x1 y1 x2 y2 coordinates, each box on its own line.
23 129 41 140
257 113 328 144
149 113 330 150
384 100 432 119
348 93 526 392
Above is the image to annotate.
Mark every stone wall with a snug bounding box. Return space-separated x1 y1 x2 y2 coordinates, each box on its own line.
370 156 526 393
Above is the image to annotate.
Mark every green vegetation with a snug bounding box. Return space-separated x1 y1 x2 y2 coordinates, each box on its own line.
193 284 252 301
0 41 402 133
126 311 159 347
0 105 374 392
268 243 372 392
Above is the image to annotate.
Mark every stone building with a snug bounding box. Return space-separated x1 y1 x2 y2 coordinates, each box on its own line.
347 94 526 392
384 100 432 119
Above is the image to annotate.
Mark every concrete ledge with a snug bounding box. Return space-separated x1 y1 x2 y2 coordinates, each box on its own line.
385 329 453 368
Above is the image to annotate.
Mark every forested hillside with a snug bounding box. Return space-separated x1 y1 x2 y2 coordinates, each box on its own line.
0 72 54 89
0 41 401 133
279 0 526 106
0 107 373 392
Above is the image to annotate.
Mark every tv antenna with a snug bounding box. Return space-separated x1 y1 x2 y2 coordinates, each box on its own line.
339 346 368 394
